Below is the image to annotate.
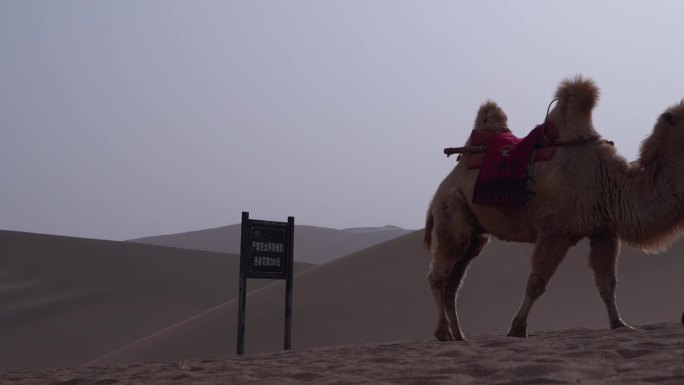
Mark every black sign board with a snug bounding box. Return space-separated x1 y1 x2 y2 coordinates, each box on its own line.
237 212 294 355
248 225 287 276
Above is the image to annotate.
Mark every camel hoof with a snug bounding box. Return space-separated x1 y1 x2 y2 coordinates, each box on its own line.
506 328 528 338
434 329 464 341
507 318 528 338
611 319 635 330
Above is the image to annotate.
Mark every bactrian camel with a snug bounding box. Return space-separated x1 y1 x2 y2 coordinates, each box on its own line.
425 75 684 340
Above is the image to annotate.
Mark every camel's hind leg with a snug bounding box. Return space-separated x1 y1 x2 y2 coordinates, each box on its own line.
508 235 573 338
427 202 484 342
428 235 470 341
441 234 490 339
588 233 630 330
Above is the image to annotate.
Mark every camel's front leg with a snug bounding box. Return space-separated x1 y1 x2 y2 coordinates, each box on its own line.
508 235 572 337
588 233 631 330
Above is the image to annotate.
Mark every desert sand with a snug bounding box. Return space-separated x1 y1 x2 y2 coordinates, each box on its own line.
86 231 684 366
0 230 314 370
2 228 684 381
3 322 683 384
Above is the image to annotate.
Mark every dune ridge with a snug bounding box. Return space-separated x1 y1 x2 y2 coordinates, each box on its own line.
0 230 313 371
127 224 413 264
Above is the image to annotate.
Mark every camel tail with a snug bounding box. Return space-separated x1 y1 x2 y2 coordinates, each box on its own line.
424 210 434 251
554 75 600 115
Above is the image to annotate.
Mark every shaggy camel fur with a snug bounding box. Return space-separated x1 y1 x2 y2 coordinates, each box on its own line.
425 76 684 340
471 100 510 134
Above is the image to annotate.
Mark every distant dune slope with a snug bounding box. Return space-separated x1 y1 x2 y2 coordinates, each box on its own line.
91 230 684 365
0 230 313 371
127 224 412 264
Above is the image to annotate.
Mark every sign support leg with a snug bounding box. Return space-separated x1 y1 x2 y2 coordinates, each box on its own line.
237 211 249 355
284 216 294 350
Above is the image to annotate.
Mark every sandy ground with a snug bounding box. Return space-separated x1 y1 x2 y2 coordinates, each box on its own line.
0 230 312 371
85 231 684 366
3 322 683 385
4 230 684 372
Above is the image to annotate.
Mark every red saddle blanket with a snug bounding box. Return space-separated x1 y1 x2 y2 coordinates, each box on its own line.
471 122 558 205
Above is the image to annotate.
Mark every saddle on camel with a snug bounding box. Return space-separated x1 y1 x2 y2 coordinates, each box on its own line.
444 100 613 205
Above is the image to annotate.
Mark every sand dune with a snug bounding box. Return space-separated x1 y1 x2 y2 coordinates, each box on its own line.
127 224 412 264
4 322 684 384
89 230 684 366
0 230 313 371
3 228 683 374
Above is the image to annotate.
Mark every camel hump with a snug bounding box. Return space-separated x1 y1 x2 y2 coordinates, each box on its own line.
473 100 509 132
555 75 600 114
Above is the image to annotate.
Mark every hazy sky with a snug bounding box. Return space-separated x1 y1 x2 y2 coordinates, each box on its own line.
2 1 683 241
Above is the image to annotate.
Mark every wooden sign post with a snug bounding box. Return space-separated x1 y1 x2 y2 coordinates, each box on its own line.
237 212 294 355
